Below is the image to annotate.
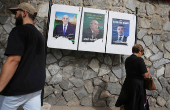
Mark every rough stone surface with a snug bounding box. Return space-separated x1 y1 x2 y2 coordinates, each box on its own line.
148 97 156 107
67 98 80 106
80 95 93 107
144 48 152 59
150 67 156 77
144 59 152 67
59 56 75 67
63 89 76 101
44 86 53 98
166 99 170 109
157 96 166 106
100 91 111 99
139 3 146 13
106 95 118 107
45 68 51 83
83 52 96 59
149 44 159 54
88 59 99 73
140 19 151 28
156 41 164 52
59 80 74 90
105 83 121 95
151 16 161 30
159 88 170 101
84 80 94 94
112 65 126 79
163 21 170 31
143 36 152 46
93 86 103 103
152 90 159 98
0 49 4 58
165 41 170 52
49 71 62 84
104 55 112 65
160 33 170 42
146 3 155 15
48 63 60 76
150 52 163 62
153 58 170 68
153 35 160 44
110 73 118 83
53 85 62 99
93 78 105 88
76 59 88 70
157 67 165 78
51 49 62 59
164 50 170 59
0 16 10 25
159 76 169 88
102 75 110 83
0 26 3 35
153 77 162 93
93 100 107 107
83 0 91 6
62 50 72 55
97 53 104 62
37 3 49 17
3 22 14 34
75 87 88 100
69 77 84 87
98 64 111 76
137 40 145 48
83 69 97 80
55 96 67 106
125 0 136 11
74 69 84 78
63 65 74 80
112 54 121 66
165 63 170 77
46 54 57 65
44 94 58 105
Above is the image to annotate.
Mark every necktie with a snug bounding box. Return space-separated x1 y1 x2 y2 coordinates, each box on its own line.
63 25 66 35
119 36 122 41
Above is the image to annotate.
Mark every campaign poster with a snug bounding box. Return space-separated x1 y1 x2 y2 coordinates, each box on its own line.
82 12 104 42
47 4 82 50
112 19 130 45
53 12 77 44
106 11 136 55
78 8 108 53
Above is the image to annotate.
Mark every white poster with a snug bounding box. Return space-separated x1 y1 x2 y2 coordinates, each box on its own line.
106 11 136 55
78 8 108 53
47 4 82 50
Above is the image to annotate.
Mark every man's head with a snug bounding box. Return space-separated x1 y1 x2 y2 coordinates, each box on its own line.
117 25 124 36
9 2 37 26
90 20 99 31
62 15 69 25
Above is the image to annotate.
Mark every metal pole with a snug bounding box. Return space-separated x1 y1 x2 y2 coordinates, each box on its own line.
135 7 138 44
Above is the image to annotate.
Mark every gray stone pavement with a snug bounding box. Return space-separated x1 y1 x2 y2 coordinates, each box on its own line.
17 103 170 110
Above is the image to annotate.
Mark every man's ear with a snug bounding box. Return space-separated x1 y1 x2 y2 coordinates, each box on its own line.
22 10 27 18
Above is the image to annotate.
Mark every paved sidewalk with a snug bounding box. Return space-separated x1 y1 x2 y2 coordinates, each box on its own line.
17 104 170 110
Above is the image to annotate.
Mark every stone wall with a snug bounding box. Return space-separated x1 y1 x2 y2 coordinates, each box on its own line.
0 0 170 108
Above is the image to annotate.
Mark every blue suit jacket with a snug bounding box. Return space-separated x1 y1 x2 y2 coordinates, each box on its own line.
53 24 75 40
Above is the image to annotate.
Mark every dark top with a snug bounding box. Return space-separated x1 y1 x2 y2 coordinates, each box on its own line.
0 24 46 96
125 54 147 80
82 28 103 42
53 24 75 40
115 54 149 110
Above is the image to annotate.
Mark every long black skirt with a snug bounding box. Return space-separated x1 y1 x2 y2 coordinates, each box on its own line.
115 78 149 110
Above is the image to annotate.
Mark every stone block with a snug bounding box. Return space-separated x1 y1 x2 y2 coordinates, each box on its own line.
37 3 49 18
156 41 164 52
75 87 88 100
143 36 152 46
112 54 121 66
3 22 14 34
63 89 76 101
153 77 162 93
49 71 62 84
88 59 99 72
69 77 84 87
59 80 74 90
159 76 168 88
104 55 112 65
83 52 96 59
163 21 170 31
156 67 165 78
83 69 97 80
74 69 84 78
157 96 166 106
46 54 57 65
98 64 111 76
159 88 170 101
93 86 103 102
84 80 94 94
160 33 170 42
146 3 155 15
44 86 53 98
93 78 105 88
80 95 93 106
148 44 159 54
151 16 161 30
106 95 118 107
76 59 88 70
56 96 67 106
48 63 60 75
153 58 170 68
125 0 136 11
51 49 62 60
137 40 145 48
112 64 126 79
150 52 163 62
153 35 160 44
63 65 74 80
110 73 118 83
62 49 72 55
45 68 51 83
105 83 121 95
165 63 170 77
53 85 62 99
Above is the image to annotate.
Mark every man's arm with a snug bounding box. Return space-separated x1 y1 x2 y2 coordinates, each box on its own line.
0 55 21 92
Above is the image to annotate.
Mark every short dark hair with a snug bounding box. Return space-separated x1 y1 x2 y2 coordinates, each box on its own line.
118 25 124 28
132 44 144 53
27 12 37 20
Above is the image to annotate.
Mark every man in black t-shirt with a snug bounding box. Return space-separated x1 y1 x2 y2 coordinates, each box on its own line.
0 2 45 109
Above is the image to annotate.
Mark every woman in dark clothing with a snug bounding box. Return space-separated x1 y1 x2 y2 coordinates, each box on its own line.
115 44 150 110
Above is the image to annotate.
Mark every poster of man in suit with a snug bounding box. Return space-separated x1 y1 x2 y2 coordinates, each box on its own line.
82 12 104 42
53 12 77 44
111 19 130 45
